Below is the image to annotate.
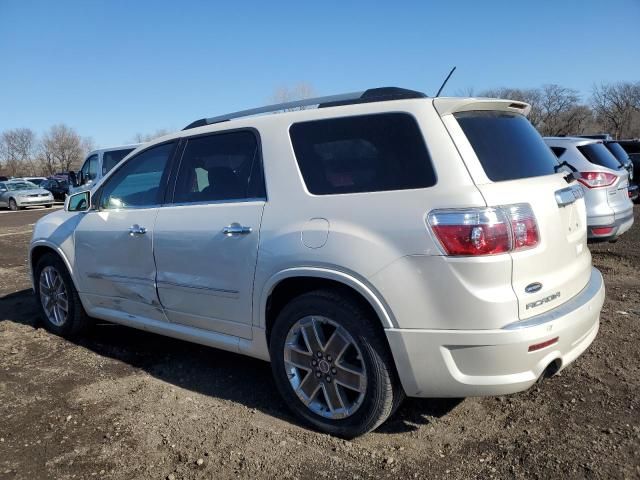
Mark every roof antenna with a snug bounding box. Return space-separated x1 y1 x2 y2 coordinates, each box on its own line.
435 66 456 97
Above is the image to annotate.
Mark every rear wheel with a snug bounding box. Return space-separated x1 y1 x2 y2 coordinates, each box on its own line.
269 289 403 438
9 198 19 211
34 253 89 337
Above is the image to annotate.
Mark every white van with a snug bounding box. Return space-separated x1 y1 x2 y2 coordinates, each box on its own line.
70 144 141 193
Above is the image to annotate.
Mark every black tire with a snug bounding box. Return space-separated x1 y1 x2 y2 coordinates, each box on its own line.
45 204 53 208
9 198 18 211
34 252 90 337
269 289 403 438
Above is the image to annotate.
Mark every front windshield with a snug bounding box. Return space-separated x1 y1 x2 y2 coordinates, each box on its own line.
6 181 37 191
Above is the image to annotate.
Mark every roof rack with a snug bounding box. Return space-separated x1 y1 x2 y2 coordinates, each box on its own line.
183 87 427 130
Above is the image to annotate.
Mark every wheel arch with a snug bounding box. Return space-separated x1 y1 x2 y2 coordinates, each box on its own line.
260 267 396 345
29 241 78 292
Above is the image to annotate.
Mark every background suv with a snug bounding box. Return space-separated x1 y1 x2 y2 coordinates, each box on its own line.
546 137 634 242
30 88 604 437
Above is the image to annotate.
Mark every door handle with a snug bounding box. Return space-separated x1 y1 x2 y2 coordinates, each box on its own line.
128 224 147 236
222 223 252 236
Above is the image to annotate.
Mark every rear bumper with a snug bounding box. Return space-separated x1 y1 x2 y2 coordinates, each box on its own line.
587 209 634 242
386 267 604 398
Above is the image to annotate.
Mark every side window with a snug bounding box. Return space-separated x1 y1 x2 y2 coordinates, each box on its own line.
81 154 99 182
102 148 135 175
173 130 264 204
550 147 566 158
99 142 175 210
289 113 436 195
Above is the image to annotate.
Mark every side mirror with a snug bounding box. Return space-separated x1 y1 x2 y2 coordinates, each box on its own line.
66 191 91 212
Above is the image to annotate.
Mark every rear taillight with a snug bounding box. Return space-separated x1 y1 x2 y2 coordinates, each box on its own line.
577 171 617 188
428 204 539 256
504 204 539 249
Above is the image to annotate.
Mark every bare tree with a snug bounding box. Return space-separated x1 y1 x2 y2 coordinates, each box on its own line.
131 129 172 143
536 84 595 136
270 82 317 111
591 81 640 138
0 128 38 176
40 124 93 174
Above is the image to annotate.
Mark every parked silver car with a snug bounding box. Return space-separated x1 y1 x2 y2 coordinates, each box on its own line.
545 137 634 242
0 180 54 210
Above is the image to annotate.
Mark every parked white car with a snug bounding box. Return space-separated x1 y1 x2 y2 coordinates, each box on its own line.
70 144 141 194
30 88 605 437
545 137 634 242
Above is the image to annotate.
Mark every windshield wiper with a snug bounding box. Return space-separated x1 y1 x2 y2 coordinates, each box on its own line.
554 161 579 183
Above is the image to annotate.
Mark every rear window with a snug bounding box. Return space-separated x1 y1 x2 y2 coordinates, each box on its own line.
289 113 436 195
604 142 629 164
455 111 559 182
103 148 135 175
576 143 621 170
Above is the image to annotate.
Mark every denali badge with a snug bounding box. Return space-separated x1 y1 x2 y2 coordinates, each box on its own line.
526 292 561 310
524 282 543 293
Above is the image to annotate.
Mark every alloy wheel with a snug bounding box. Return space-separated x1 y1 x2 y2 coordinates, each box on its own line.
39 266 69 327
283 316 367 420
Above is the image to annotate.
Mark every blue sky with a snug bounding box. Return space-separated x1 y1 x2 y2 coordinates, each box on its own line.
1 0 639 147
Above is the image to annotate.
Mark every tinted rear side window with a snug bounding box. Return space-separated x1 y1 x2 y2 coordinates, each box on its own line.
455 111 559 182
577 143 621 170
103 148 135 175
604 142 629 164
290 113 435 195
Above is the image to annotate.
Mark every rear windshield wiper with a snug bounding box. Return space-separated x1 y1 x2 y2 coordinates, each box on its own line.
554 160 580 183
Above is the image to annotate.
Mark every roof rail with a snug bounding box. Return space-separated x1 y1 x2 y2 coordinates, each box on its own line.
183 87 427 130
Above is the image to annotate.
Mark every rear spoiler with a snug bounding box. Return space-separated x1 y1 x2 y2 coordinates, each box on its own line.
433 98 532 117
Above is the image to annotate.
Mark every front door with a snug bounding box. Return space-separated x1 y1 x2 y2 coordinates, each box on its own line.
153 130 266 339
74 141 177 323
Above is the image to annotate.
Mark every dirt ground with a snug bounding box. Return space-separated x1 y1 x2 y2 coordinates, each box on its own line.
1 205 639 480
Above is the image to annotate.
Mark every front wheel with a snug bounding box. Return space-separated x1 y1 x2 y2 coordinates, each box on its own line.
34 253 90 337
269 290 403 438
9 198 19 211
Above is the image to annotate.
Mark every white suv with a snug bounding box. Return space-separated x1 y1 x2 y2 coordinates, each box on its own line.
29 88 605 437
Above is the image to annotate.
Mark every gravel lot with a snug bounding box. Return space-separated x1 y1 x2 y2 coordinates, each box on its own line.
1 205 639 480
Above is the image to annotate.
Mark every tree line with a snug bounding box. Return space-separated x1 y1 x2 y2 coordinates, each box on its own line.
0 125 94 178
476 81 640 138
2 81 639 178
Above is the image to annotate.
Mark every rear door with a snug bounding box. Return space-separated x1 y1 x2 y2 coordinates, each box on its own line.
436 100 591 320
153 130 266 339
